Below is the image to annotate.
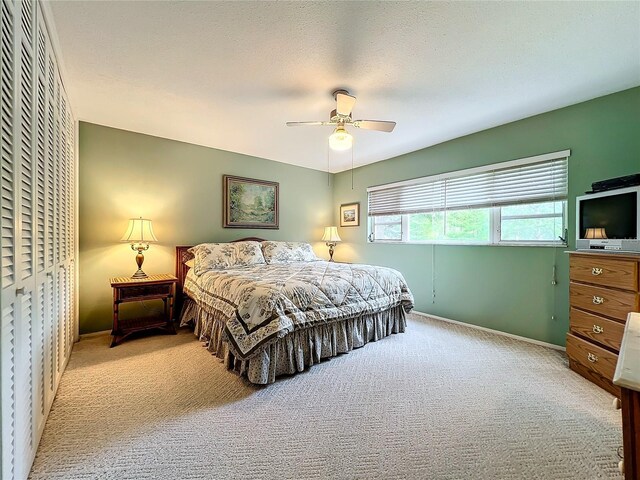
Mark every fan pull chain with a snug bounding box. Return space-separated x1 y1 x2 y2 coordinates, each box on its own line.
351 138 355 190
327 139 331 187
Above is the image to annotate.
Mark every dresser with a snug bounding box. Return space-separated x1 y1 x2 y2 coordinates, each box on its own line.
567 252 640 396
613 312 640 480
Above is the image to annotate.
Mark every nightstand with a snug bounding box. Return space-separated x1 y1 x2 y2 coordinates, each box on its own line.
109 273 177 347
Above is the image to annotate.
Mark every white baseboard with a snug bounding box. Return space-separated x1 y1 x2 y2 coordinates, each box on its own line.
411 310 566 352
78 329 111 340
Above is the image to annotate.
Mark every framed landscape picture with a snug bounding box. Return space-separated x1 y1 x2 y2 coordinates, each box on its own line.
223 175 279 229
340 202 360 227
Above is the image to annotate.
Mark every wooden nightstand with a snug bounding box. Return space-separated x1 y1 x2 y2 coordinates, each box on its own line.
109 273 177 347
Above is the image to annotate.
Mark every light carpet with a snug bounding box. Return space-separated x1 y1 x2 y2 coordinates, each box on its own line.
29 314 623 479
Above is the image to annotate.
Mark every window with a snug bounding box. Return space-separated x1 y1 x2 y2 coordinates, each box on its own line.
499 201 565 242
368 151 569 246
407 208 491 243
372 215 402 241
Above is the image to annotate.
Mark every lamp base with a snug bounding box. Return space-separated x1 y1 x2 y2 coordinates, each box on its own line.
131 268 148 279
130 244 149 279
327 242 336 262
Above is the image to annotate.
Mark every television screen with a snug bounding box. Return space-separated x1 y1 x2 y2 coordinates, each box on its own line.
579 192 637 239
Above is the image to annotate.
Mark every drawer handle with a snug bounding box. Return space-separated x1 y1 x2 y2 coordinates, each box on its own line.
591 267 603 276
592 296 604 305
592 325 604 334
587 352 598 363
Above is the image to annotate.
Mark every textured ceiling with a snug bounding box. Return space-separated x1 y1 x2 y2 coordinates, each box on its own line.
49 1 640 173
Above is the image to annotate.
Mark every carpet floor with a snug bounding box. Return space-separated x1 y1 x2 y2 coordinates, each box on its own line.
29 314 623 479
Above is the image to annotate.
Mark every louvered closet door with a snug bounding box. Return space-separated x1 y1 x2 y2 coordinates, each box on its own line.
1 1 36 478
32 8 48 442
63 104 74 357
42 10 56 417
14 0 37 478
1 1 18 478
54 72 65 374
65 106 74 353
59 77 74 363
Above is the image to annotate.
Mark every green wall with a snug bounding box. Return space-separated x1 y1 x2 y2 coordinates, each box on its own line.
332 87 640 346
79 123 333 333
80 88 639 341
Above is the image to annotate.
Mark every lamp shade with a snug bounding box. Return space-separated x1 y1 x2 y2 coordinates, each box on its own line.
322 226 341 243
584 227 607 239
121 217 158 243
329 126 353 151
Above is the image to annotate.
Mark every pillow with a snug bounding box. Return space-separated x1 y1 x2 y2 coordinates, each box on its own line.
261 241 319 264
188 243 237 275
185 258 195 269
188 241 266 275
233 241 266 267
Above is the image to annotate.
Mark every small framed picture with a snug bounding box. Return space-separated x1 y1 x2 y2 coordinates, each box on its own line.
340 202 360 227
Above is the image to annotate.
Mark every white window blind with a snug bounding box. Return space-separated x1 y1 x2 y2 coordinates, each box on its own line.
368 150 569 217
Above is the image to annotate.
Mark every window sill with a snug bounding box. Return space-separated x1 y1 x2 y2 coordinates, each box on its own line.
368 240 567 248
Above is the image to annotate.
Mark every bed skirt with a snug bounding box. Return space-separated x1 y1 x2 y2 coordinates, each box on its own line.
179 298 407 384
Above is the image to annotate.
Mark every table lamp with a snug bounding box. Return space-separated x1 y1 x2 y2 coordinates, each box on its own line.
121 217 158 278
584 227 607 239
322 226 341 262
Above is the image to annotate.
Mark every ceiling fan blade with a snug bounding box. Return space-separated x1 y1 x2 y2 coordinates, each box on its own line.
286 121 332 127
352 120 396 132
336 93 356 116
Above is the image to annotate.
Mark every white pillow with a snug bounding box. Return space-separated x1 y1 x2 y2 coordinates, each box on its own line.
261 241 319 264
233 241 266 267
188 241 265 275
185 258 195 269
188 243 236 275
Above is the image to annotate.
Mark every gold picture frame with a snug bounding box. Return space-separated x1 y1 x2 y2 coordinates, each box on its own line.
340 202 360 227
223 175 279 229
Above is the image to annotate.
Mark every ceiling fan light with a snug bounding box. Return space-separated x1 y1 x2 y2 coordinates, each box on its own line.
329 126 353 151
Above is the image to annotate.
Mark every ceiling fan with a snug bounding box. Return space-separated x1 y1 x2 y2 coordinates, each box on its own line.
286 89 396 151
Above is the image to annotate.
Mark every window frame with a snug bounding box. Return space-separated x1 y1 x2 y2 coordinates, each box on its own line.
371 215 404 242
368 201 567 247
496 201 566 245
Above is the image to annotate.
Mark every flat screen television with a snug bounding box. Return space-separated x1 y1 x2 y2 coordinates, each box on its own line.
576 186 640 252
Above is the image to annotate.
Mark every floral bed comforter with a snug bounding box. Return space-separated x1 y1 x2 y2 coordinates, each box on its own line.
182 261 414 359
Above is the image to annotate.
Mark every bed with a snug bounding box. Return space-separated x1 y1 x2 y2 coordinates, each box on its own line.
176 238 414 384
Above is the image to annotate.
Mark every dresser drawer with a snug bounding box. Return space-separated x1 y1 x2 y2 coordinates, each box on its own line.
566 333 618 382
569 282 638 321
117 283 173 300
569 308 625 352
570 255 638 291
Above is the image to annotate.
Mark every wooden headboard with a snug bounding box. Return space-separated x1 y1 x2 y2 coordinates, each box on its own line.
175 237 266 315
